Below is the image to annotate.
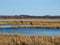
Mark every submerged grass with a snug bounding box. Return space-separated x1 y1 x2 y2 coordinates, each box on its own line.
0 34 60 45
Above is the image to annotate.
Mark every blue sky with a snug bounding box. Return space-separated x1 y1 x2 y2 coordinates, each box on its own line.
0 0 60 16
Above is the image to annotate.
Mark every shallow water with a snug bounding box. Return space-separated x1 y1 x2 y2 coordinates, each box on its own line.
0 28 60 36
0 24 31 27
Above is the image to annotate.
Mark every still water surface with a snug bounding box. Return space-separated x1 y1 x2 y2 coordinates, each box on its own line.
0 28 60 36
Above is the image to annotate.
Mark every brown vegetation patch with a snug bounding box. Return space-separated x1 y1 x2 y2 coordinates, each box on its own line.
0 34 60 45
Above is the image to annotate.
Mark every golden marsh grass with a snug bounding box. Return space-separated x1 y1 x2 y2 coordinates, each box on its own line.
0 18 60 28
0 34 60 45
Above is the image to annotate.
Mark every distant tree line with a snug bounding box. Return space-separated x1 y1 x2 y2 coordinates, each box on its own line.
0 15 60 19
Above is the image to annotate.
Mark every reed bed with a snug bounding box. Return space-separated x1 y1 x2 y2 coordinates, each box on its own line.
0 34 60 45
0 18 60 28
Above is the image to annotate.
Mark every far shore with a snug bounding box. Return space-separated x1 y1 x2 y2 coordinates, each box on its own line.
0 18 60 28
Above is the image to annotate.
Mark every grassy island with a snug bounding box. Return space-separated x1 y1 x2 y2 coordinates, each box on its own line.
0 18 60 28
